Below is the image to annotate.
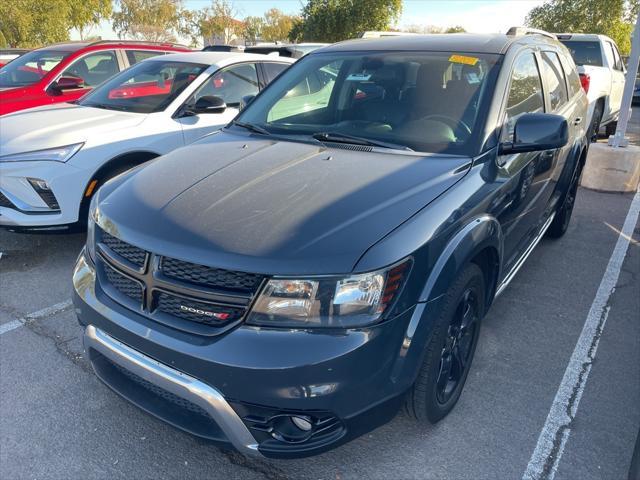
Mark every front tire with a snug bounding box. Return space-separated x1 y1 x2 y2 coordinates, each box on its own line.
405 263 485 423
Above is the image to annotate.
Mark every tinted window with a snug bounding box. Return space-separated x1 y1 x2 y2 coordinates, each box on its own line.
0 50 69 87
263 62 289 83
558 51 581 97
126 50 164 65
505 53 544 140
541 51 568 111
61 51 119 87
560 41 603 67
79 60 206 113
608 42 623 71
237 52 501 155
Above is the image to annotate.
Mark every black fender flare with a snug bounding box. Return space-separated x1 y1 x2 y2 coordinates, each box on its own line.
388 215 503 390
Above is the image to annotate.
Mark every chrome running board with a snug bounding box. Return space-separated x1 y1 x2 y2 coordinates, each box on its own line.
495 212 556 297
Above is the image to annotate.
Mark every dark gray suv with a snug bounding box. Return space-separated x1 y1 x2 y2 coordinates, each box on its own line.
73 31 588 458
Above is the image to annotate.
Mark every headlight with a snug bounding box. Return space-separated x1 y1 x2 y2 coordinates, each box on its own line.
0 143 83 163
247 259 412 328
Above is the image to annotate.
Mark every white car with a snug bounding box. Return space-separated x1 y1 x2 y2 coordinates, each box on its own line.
557 33 626 140
0 51 294 231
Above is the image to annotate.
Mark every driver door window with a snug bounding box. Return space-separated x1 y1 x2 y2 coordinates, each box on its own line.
504 53 544 141
60 51 119 88
192 63 259 107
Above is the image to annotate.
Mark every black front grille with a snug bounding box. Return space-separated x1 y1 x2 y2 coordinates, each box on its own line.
101 232 147 268
103 262 143 303
161 257 264 294
0 191 15 209
96 227 262 335
112 361 209 418
156 292 245 326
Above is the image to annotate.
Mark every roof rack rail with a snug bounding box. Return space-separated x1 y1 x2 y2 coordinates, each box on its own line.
87 39 191 49
506 26 557 40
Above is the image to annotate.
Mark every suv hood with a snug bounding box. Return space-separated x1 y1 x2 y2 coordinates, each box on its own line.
98 131 471 275
0 104 144 155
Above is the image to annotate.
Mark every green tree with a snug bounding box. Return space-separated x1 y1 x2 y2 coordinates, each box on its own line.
261 8 297 42
526 0 639 54
243 16 265 45
445 25 466 33
70 0 112 40
291 0 403 42
0 0 72 47
112 0 184 43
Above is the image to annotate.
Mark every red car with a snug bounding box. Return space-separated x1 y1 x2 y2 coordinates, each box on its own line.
0 40 191 116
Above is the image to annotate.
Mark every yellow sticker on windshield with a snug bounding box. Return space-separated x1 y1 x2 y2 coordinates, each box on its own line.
449 54 479 66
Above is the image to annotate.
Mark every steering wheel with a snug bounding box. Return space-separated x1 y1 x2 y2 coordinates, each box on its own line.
421 114 472 141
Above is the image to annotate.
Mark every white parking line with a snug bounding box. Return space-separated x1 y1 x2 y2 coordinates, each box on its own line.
0 299 73 336
523 187 640 480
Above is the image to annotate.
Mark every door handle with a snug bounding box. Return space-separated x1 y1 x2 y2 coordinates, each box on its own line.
573 117 582 125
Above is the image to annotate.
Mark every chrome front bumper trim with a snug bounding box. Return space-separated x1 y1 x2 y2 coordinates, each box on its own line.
83 325 262 457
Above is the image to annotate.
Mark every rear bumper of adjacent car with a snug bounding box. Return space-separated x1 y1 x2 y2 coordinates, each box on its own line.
73 249 424 458
0 160 87 229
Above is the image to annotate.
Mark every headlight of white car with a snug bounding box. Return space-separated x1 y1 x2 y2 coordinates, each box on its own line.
0 143 84 163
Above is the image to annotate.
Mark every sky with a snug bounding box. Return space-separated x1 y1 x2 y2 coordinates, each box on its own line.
73 0 546 44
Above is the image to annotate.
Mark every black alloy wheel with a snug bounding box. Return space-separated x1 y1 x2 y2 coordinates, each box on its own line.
435 288 479 405
405 263 485 423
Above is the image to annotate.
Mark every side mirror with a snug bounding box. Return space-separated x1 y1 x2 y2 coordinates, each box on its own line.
50 76 85 93
499 113 568 155
239 94 256 111
186 95 227 115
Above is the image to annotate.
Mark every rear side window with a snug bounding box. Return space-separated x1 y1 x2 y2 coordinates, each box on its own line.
560 41 602 67
607 42 623 71
126 50 164 65
540 51 568 111
262 62 289 83
504 53 544 140
558 51 582 97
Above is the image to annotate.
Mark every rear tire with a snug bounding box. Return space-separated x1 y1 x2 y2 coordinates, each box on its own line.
405 263 485 423
589 102 603 143
547 165 580 238
605 120 617 138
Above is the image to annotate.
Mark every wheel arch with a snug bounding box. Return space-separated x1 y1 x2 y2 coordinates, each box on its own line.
76 150 161 224
418 215 503 310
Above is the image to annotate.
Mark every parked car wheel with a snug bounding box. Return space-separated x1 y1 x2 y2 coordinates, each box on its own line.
547 165 580 238
589 102 603 142
605 120 617 137
405 263 485 423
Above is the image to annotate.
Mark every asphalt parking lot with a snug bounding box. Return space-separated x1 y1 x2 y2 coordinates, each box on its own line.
1 125 639 478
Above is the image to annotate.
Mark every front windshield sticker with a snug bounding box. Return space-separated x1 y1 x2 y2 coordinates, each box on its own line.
449 54 479 66
346 73 372 81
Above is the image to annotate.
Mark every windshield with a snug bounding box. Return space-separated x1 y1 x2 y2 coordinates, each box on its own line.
0 50 69 87
560 41 603 67
236 51 501 155
79 60 207 114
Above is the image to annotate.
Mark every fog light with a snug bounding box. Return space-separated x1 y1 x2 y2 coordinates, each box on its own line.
27 177 60 210
291 416 312 431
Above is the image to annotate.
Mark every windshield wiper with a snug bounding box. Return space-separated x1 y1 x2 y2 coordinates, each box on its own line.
232 120 271 136
83 102 129 112
312 132 413 151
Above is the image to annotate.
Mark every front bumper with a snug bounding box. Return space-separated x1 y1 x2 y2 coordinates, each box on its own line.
84 324 261 456
0 160 86 228
73 250 423 457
